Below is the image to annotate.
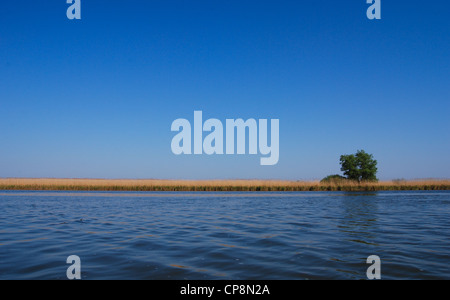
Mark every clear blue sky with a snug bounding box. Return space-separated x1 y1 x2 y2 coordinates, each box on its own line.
0 1 449 180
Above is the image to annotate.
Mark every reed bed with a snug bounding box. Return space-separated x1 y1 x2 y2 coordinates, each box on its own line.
0 178 449 192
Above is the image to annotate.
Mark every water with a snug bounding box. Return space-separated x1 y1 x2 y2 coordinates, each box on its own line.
0 191 449 280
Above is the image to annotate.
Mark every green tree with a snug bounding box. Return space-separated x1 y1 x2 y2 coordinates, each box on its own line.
340 150 378 182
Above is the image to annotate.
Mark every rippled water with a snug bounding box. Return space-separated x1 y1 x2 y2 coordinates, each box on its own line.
0 191 449 280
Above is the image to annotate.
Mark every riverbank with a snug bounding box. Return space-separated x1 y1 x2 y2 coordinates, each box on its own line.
0 178 449 192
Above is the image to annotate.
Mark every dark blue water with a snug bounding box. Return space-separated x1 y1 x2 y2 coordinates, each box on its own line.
0 191 449 280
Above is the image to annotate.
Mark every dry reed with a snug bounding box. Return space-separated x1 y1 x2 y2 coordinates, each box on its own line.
0 178 449 192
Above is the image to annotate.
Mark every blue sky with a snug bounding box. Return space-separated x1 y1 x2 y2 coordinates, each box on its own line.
0 1 449 180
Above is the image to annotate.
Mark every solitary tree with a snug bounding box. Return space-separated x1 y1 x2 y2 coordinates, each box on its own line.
340 150 378 182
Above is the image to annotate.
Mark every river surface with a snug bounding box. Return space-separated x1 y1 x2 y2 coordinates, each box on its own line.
0 191 448 280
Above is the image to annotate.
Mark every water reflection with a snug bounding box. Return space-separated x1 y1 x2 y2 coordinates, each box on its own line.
339 193 379 246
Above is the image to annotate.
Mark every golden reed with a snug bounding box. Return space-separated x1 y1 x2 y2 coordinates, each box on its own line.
0 178 449 192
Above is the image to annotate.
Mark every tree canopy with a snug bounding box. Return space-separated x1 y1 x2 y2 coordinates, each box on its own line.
340 150 378 182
